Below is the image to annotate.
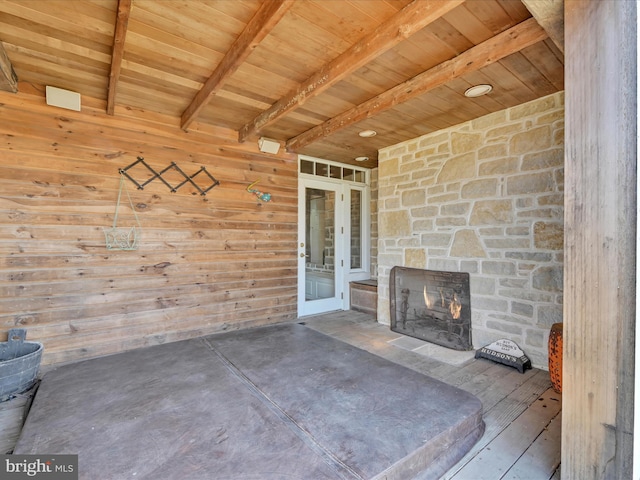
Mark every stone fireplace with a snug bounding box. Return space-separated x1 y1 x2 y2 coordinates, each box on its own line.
375 92 565 369
390 267 472 350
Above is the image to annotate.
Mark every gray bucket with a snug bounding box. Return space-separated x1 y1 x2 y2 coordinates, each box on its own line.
0 329 43 401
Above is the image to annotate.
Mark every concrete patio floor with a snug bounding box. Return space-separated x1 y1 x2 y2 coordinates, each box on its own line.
14 323 484 479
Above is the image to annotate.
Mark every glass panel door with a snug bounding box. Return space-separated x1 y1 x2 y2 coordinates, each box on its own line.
298 179 343 316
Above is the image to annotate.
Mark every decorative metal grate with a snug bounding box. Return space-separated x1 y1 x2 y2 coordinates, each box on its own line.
119 157 220 196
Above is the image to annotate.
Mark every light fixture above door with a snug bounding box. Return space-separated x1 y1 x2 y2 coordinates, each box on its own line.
258 137 280 154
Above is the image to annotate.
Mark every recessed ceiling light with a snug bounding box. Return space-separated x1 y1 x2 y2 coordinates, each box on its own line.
464 84 493 98
358 129 377 138
355 156 369 162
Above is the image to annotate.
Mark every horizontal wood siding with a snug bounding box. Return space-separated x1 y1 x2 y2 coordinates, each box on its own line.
0 86 299 366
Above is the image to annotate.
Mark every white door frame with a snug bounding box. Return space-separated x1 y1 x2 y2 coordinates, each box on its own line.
298 177 345 316
297 155 372 318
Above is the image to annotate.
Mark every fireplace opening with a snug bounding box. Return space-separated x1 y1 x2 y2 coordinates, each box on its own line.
390 266 472 351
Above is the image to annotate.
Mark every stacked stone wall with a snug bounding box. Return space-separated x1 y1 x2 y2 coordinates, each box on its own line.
376 92 564 369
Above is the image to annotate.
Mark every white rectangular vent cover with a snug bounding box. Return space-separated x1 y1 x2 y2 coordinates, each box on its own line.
46 86 81 111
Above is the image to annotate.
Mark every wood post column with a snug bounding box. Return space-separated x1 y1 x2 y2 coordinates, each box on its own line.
564 0 637 478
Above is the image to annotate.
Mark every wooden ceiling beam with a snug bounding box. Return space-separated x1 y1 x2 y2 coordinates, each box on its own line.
521 0 564 54
106 0 132 115
238 0 465 143
0 41 18 93
286 17 548 153
180 0 294 131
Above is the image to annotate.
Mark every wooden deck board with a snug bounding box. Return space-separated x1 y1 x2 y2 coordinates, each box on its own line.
502 411 562 479
478 368 551 416
450 388 561 480
443 371 555 478
303 311 561 480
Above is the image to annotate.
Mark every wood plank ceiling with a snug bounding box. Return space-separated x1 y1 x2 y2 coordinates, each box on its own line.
0 0 564 168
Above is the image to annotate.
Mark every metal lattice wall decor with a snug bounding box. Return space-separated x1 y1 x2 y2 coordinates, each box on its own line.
119 157 220 196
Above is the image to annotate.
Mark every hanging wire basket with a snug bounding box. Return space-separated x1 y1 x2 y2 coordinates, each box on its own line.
103 225 140 250
103 173 142 251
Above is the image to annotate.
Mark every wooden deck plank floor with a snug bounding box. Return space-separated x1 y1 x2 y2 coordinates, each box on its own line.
302 310 561 480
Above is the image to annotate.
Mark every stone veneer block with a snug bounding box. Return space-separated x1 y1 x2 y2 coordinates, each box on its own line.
470 200 514 225
507 171 555 195
510 126 552 154
532 266 563 292
452 132 483 154
402 189 426 206
379 157 399 177
479 157 520 175
437 153 476 183
405 248 426 268
461 178 498 198
379 210 411 237
534 222 564 250
522 148 564 170
509 94 558 120
451 230 486 258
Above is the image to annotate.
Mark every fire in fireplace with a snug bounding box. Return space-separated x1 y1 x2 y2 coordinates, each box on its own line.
390 267 472 351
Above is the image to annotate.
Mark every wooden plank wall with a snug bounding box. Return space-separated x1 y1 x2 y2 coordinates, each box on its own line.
564 0 636 478
0 84 299 366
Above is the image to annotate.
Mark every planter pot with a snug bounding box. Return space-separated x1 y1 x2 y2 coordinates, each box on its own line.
548 323 563 394
0 329 43 402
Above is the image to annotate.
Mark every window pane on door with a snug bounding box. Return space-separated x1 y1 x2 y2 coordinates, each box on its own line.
305 188 336 300
350 189 362 269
